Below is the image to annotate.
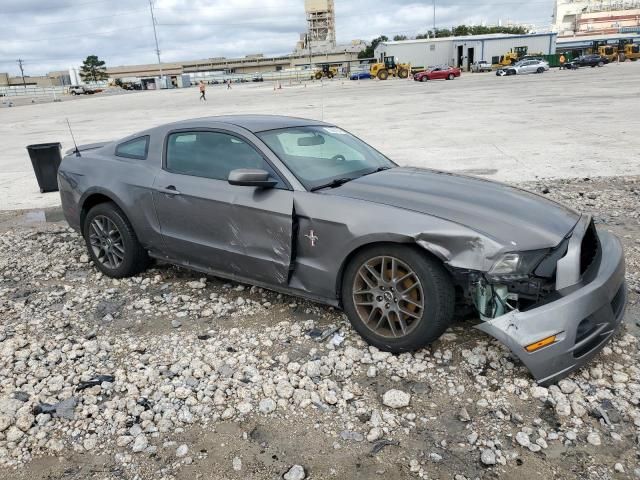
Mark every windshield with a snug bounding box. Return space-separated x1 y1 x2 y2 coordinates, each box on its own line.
257 126 395 191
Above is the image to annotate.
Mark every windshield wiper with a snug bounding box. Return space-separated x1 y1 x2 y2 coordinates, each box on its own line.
310 177 355 192
361 166 392 177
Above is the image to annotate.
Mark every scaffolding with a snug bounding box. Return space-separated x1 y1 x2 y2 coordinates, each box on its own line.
304 0 336 49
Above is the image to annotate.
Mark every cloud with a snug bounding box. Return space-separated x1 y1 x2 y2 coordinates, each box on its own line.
0 0 553 75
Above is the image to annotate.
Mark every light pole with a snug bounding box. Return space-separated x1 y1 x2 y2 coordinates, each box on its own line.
148 0 164 87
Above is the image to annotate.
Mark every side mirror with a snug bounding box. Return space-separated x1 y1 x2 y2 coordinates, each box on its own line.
228 169 277 188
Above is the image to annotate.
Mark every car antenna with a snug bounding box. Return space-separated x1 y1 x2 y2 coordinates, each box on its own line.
66 118 81 157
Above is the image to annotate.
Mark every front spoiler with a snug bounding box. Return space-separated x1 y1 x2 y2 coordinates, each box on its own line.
476 230 627 386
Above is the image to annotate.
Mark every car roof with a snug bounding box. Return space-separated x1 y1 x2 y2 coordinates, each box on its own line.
165 115 331 133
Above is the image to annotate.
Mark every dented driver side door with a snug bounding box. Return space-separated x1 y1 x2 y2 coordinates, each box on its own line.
152 129 294 286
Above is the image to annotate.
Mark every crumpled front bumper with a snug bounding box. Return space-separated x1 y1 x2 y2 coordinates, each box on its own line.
476 230 627 386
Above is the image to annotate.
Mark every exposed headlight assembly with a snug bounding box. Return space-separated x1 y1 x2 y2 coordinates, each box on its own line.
489 251 547 277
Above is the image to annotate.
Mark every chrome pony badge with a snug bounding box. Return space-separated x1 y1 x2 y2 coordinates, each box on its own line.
305 230 319 247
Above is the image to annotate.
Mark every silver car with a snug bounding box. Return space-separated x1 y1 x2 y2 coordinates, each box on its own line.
497 59 550 76
58 115 626 385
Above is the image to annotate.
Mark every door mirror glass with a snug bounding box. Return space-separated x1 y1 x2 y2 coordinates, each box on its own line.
228 169 277 188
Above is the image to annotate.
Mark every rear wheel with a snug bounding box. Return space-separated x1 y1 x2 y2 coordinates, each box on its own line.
83 202 150 278
597 61 604 67
315 72 323 80
342 245 455 352
537 67 545 74
377 69 389 80
447 73 455 80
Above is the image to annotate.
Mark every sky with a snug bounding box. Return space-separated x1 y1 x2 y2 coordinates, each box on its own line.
0 0 555 76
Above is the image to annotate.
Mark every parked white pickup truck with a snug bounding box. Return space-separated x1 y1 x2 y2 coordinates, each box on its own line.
68 85 98 95
470 61 493 73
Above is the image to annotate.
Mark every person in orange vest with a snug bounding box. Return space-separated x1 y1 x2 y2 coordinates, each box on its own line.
199 81 206 101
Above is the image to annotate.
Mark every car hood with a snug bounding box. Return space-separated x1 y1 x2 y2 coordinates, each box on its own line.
329 167 581 250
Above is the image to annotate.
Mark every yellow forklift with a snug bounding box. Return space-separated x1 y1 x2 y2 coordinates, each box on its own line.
369 56 411 80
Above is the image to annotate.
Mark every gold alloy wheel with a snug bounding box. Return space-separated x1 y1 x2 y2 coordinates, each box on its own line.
352 256 425 339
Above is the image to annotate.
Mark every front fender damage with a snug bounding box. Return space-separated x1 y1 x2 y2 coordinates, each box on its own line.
414 230 504 272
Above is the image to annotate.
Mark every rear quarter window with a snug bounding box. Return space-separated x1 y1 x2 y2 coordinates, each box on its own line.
116 136 149 160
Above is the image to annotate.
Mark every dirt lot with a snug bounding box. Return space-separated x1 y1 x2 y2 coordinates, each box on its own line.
0 175 638 480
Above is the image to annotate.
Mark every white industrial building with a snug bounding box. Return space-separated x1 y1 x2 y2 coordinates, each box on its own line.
374 33 558 71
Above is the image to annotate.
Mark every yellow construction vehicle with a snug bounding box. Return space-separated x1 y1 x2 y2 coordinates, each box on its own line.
621 43 640 61
313 64 338 80
494 46 529 66
598 45 620 62
369 56 411 80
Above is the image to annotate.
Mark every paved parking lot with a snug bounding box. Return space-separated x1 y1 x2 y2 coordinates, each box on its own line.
1 61 639 211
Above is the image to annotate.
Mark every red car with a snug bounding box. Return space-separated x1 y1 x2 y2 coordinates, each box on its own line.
413 66 461 82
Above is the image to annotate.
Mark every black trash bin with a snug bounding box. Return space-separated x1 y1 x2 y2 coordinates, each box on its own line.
26 142 62 193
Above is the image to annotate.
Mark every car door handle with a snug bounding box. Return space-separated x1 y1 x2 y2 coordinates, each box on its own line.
156 186 181 196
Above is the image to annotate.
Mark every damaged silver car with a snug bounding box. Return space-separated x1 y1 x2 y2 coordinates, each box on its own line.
58 115 627 385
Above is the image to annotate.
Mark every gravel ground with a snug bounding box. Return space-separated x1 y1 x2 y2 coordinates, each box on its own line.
0 176 638 480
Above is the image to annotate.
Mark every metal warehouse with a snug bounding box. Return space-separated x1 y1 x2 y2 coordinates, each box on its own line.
374 33 558 71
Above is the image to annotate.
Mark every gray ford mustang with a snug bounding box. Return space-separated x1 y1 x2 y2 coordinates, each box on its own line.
58 115 627 385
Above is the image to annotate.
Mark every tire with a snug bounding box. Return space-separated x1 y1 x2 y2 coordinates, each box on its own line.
598 61 604 67
631 58 638 62
420 76 428 82
447 73 455 80
377 70 389 80
537 67 544 74
398 69 409 79
83 202 150 278
315 72 322 80
341 245 455 353
71 91 78 96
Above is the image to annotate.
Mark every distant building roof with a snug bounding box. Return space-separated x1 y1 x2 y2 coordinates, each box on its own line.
378 32 556 46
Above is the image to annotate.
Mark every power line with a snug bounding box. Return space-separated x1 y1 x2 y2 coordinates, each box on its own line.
4 25 150 43
0 9 147 28
3 0 114 14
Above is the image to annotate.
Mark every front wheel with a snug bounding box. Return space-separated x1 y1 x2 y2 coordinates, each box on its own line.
398 69 409 79
597 61 604 67
341 246 455 352
377 70 389 80
420 76 428 82
83 202 150 278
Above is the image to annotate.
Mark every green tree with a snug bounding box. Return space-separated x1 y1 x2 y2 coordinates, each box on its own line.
393 35 408 41
417 25 528 40
358 35 389 59
79 55 108 83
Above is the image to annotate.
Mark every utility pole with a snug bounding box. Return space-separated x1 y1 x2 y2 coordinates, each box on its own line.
433 0 436 36
17 59 26 88
148 0 164 87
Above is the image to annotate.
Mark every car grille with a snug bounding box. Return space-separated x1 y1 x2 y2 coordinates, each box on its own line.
580 221 599 276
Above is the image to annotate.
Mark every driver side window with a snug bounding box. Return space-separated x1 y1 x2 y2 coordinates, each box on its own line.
166 131 285 187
